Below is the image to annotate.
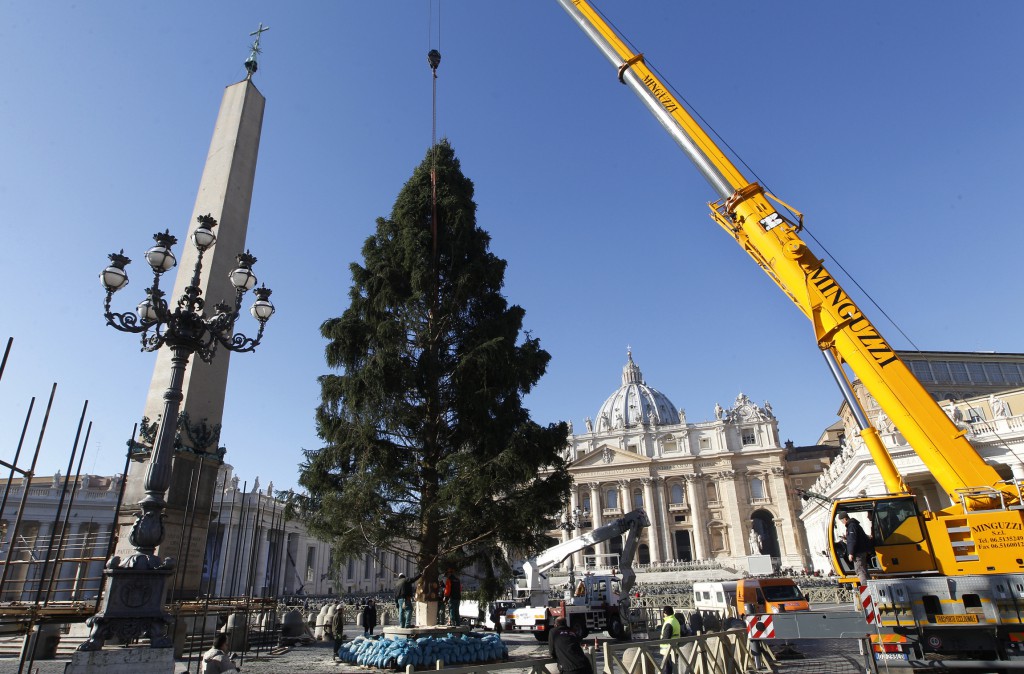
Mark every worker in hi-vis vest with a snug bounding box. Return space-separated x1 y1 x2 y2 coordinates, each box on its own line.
660 605 681 674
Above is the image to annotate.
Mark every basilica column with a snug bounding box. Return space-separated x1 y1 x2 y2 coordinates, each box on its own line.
616 480 631 566
30 522 53 602
59 522 94 600
659 481 675 561
642 478 661 562
768 466 800 563
215 508 234 597
618 480 631 513
717 470 745 557
685 475 706 560
569 488 584 569
589 482 604 562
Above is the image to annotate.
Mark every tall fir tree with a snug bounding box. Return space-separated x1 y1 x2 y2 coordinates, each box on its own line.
298 140 571 601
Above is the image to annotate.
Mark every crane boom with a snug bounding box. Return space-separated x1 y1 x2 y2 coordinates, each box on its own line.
555 0 1007 505
520 509 649 605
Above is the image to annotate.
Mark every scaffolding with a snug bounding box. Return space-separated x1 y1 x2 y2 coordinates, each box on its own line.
0 337 318 673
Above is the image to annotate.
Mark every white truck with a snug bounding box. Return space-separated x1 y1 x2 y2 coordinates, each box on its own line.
458 599 519 630
508 509 650 641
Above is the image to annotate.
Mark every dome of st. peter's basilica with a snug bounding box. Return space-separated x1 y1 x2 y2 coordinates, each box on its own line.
592 350 679 432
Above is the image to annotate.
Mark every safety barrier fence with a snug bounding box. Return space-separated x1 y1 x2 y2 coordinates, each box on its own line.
631 585 856 613
603 629 752 674
805 586 857 604
390 629 752 674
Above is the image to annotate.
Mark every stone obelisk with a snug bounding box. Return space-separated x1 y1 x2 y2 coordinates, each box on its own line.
115 59 266 601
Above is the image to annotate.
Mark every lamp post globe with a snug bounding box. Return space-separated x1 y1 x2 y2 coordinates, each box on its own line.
100 251 131 292
561 506 584 590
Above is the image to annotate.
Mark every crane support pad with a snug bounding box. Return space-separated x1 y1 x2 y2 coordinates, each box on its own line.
750 611 870 640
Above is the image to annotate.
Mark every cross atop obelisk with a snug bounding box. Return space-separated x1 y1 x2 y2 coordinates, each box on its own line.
244 22 270 80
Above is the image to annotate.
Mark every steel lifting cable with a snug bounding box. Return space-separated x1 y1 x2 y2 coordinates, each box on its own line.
650 45 922 352
627 36 1024 484
593 1 922 354
428 0 442 269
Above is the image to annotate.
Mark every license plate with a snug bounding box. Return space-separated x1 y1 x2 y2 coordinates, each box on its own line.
934 614 979 624
874 652 908 661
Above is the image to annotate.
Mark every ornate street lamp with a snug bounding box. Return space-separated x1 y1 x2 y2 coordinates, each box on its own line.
560 506 584 592
81 214 274 650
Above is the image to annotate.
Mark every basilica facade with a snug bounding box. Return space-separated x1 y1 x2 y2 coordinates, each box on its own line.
558 351 808 571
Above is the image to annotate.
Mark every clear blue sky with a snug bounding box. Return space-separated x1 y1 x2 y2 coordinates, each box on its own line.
2 1 1022 493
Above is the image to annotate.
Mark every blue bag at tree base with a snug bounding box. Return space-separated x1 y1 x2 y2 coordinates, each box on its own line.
336 633 508 669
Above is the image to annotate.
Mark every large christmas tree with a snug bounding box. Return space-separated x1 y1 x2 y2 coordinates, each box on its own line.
298 140 571 601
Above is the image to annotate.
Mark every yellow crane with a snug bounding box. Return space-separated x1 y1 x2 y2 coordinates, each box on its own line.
558 0 1024 661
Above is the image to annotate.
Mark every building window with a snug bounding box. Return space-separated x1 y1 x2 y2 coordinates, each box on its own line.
606 489 618 509
908 360 933 382
931 361 953 384
750 477 766 500
670 483 684 505
633 489 643 509
347 559 354 579
984 362 1007 385
699 437 711 450
705 482 719 504
364 555 372 579
741 429 756 445
582 494 591 514
967 361 986 383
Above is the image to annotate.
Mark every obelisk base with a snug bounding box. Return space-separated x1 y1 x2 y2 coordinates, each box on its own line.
64 647 174 674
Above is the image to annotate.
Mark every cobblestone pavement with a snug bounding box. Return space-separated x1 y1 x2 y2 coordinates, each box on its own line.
0 630 551 674
0 628 908 674
762 638 870 674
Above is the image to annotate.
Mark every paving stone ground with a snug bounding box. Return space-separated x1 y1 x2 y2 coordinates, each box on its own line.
0 626 884 674
0 630 551 674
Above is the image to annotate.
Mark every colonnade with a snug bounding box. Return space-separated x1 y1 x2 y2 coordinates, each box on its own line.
560 466 798 569
561 476 709 566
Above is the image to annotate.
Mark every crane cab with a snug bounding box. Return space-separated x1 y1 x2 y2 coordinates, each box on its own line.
828 496 938 582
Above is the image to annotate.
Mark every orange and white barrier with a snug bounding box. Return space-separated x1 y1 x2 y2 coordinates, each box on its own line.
745 615 775 639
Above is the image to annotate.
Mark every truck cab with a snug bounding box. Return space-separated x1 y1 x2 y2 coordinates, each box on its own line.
693 579 809 622
568 573 620 606
739 578 810 615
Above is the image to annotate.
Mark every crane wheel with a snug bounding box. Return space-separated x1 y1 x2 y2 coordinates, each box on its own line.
607 617 629 641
